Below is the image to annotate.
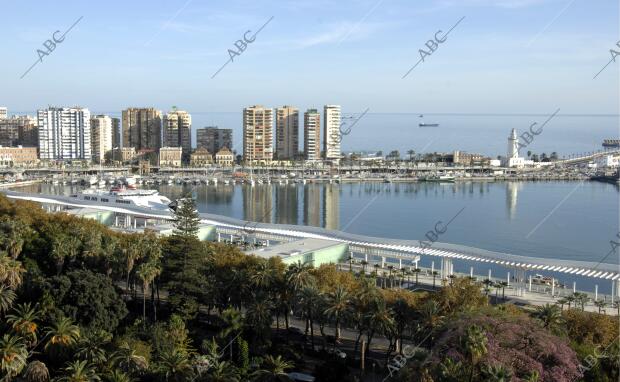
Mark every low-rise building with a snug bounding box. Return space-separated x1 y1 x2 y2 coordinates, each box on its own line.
0 146 38 167
244 238 348 267
453 150 488 166
215 147 234 166
190 147 213 167
159 147 183 167
113 147 136 164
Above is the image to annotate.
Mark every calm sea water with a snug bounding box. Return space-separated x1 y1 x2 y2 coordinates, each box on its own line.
18 180 619 264
12 180 620 293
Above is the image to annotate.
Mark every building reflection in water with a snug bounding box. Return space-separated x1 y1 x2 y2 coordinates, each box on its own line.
243 184 273 223
275 183 299 224
303 183 321 227
322 183 340 230
506 181 522 220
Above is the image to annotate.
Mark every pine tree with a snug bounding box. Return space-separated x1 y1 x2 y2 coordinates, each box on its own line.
172 195 200 240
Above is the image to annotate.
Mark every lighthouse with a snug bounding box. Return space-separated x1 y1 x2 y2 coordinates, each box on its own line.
505 128 525 168
507 128 519 159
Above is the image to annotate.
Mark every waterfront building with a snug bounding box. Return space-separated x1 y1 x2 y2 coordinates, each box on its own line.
0 146 38 167
323 105 341 162
304 109 321 161
243 105 273 163
38 107 91 161
190 147 213 167
0 107 7 119
113 147 136 164
196 127 232 154
215 147 234 166
163 108 192 157
159 147 182 167
90 115 113 164
122 107 162 151
505 128 525 168
275 106 299 160
112 117 121 148
0 116 38 147
593 154 620 168
245 238 348 267
452 150 488 166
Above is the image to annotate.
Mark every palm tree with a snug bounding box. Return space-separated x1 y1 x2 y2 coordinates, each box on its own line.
123 238 143 292
75 330 110 367
7 302 40 345
286 262 314 293
387 265 394 288
498 281 509 300
0 252 25 289
44 315 80 351
0 219 29 258
360 260 368 274
112 341 148 375
412 267 421 285
104 370 133 382
246 297 275 345
594 299 607 314
298 285 321 348
136 261 161 324
373 263 380 277
0 333 28 379
23 360 50 382
419 300 444 346
0 284 16 316
251 355 293 382
365 299 395 358
574 292 589 311
407 150 415 162
556 298 567 311
482 279 494 297
57 360 100 382
483 364 512 382
532 304 563 330
204 359 241 382
432 271 439 289
461 325 488 382
156 348 194 382
251 262 276 292
565 295 576 309
324 286 350 343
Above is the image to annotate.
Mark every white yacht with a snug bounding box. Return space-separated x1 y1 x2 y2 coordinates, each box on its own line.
70 188 173 211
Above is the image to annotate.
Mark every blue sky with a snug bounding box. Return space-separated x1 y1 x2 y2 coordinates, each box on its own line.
1 0 618 115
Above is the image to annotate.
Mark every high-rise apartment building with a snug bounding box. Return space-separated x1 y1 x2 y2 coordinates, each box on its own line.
0 116 37 147
163 108 191 155
323 105 341 161
121 107 162 150
275 106 299 160
37 107 91 160
0 107 7 119
91 115 113 163
111 117 121 148
196 127 232 154
304 109 321 161
243 105 273 162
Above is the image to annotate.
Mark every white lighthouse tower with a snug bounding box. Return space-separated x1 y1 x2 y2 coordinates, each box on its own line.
505 128 525 167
